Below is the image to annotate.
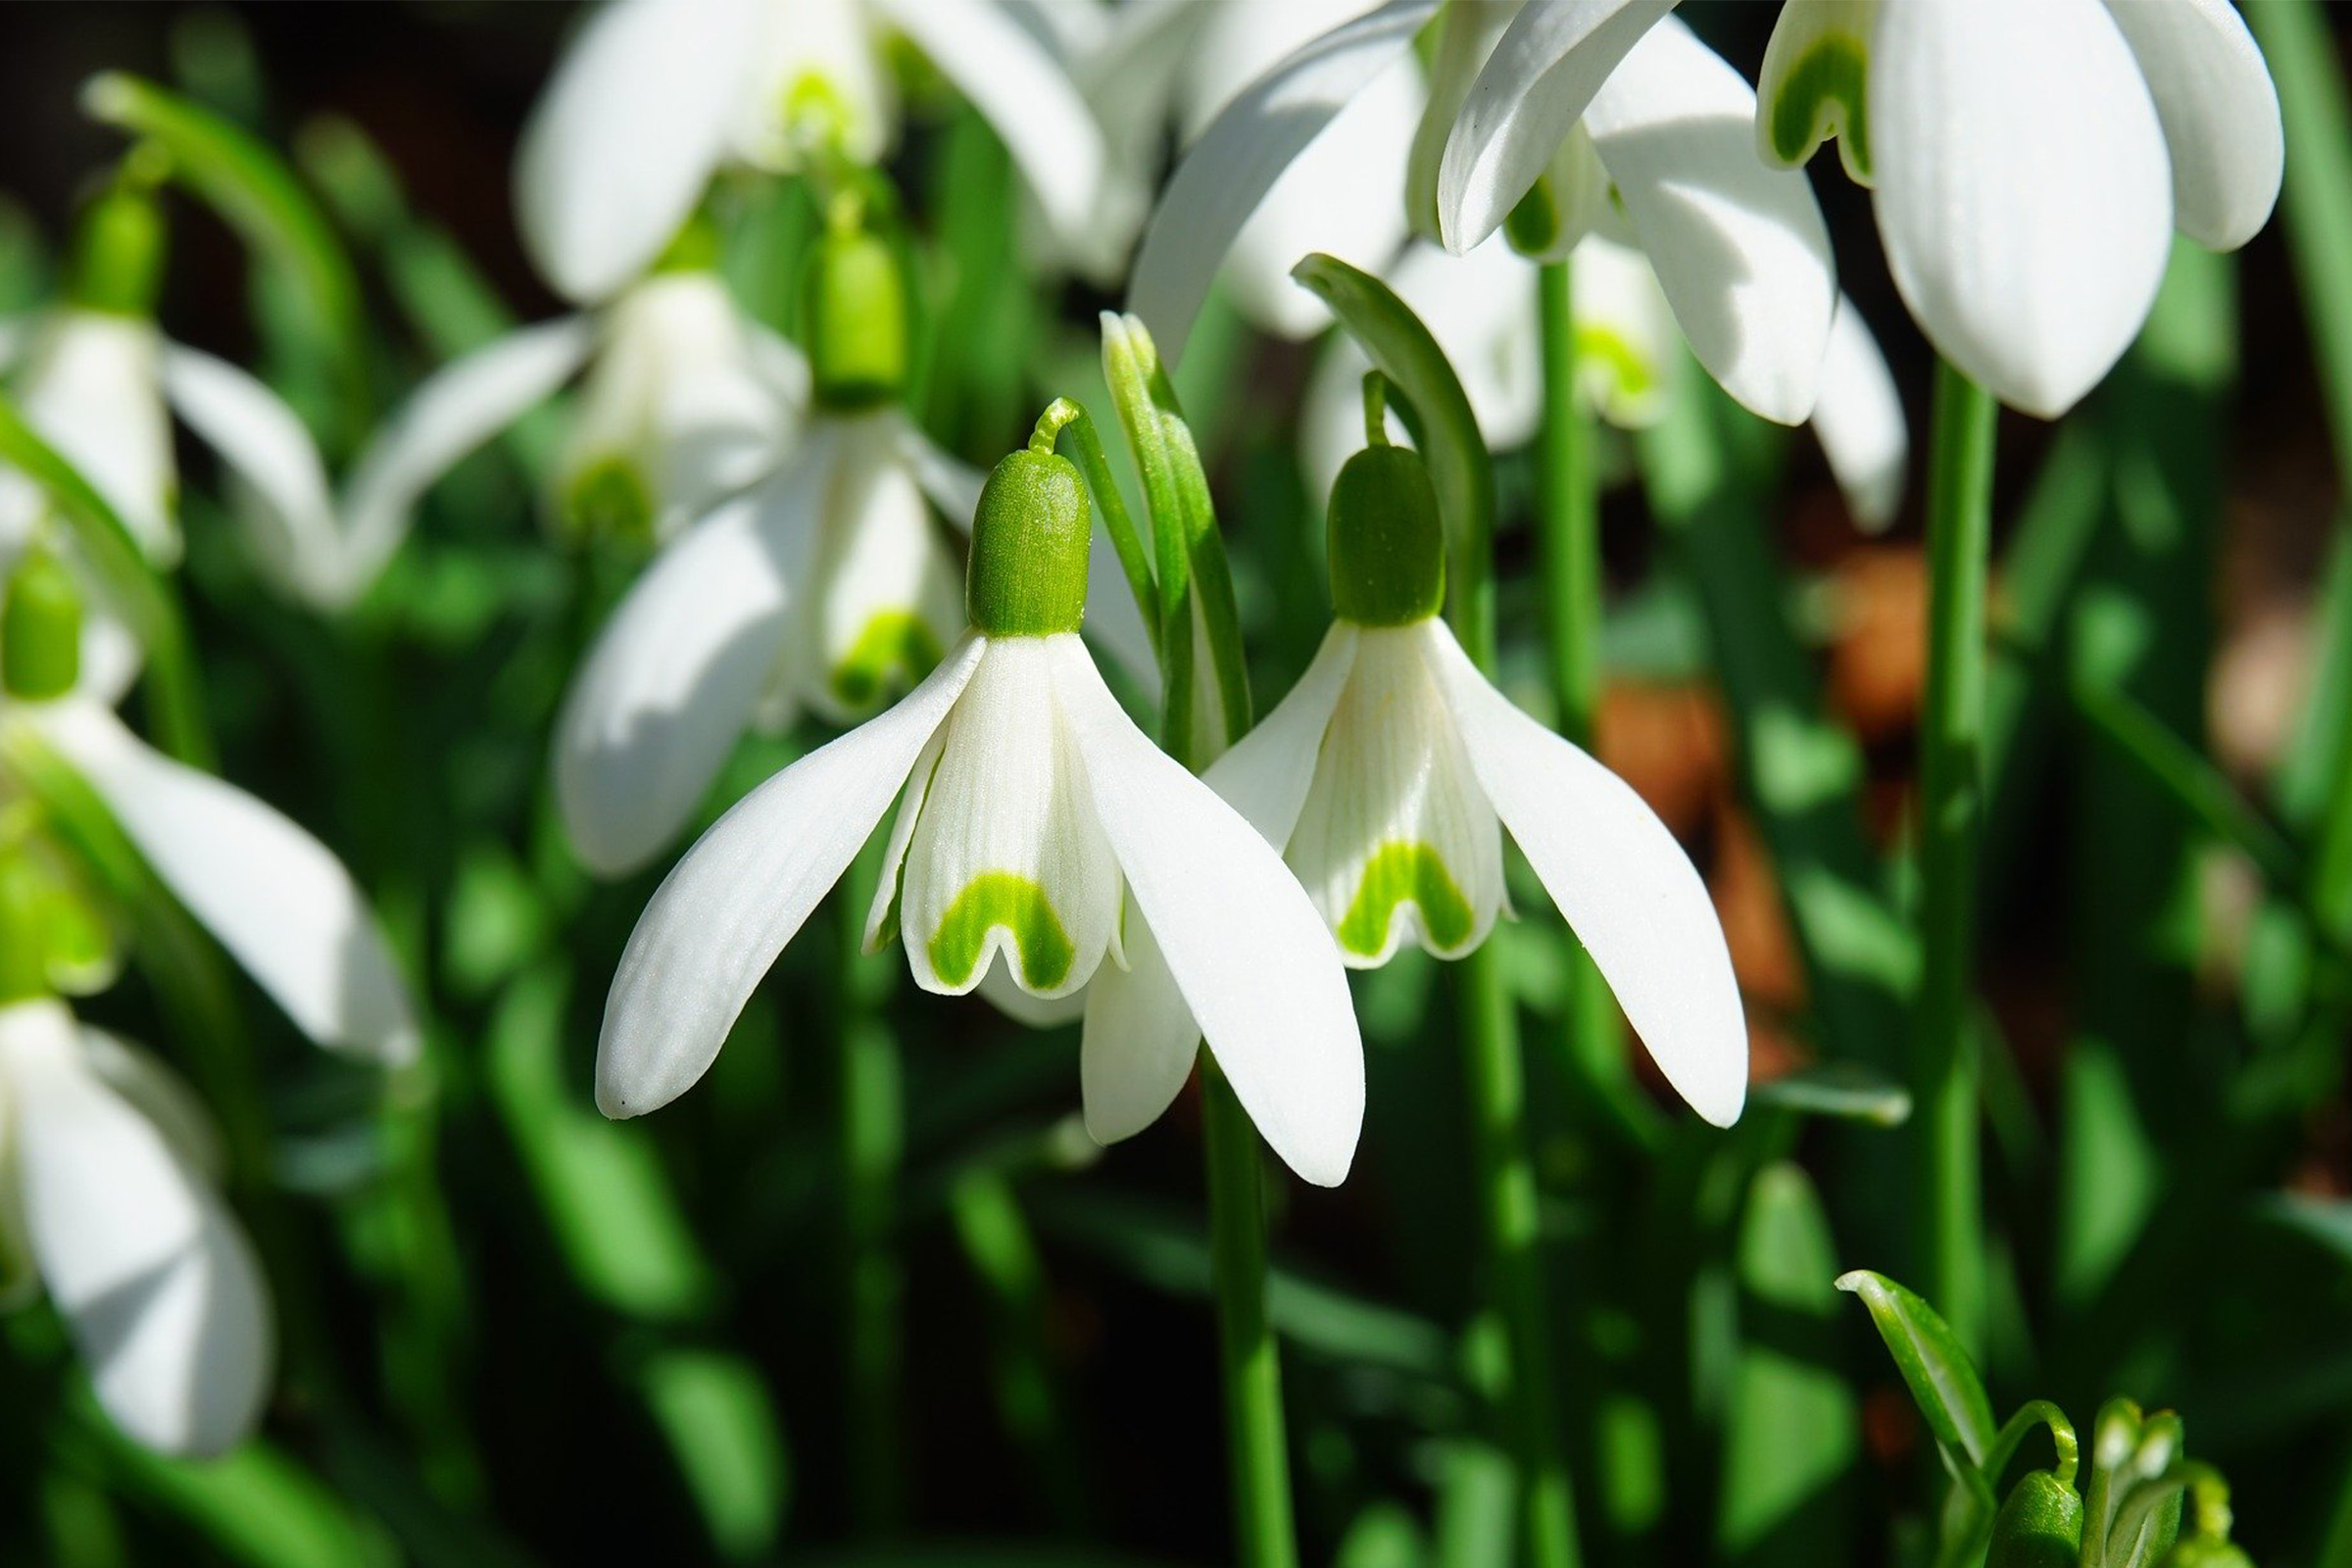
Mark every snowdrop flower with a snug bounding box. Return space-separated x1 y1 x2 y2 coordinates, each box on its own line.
0 553 418 1066
1110 430 1745 1127
1755 0 2281 416
291 248 808 612
0 180 363 606
514 0 1106 307
598 440 1366 1185
1303 234 1908 527
0 997 270 1457
553 226 970 877
1130 1 1836 426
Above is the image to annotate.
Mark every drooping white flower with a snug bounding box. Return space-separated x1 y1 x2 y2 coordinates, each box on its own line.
513 0 1108 307
0 998 271 1458
1302 234 1909 527
597 445 1365 1185
1129 1 1836 425
1755 0 2281 416
554 407 966 877
0 560 419 1067
1100 436 1747 1130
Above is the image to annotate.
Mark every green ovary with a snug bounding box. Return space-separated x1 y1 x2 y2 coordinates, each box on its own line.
926 871 1076 992
1770 37 1871 178
829 612 942 711
563 457 654 545
1335 842 1476 959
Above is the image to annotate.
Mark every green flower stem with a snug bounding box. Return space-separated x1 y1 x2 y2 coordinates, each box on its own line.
1913 360 1998 1356
839 841 906 1534
1446 266 1582 1568
1201 1056 1298 1568
1036 397 1158 656
1534 259 1626 1107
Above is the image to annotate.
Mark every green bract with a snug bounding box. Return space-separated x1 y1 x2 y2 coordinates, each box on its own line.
2 550 84 703
1328 443 1446 627
967 448 1089 639
802 226 908 412
63 179 167 318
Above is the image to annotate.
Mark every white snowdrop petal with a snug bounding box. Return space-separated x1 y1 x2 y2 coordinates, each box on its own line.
1810 297 1908 530
14 312 177 563
1054 639 1364 1186
76 1030 226 1187
3 1002 271 1458
2100 0 2282 252
1127 0 1438 364
336 317 598 605
157 344 340 607
555 450 820 878
1585 18 1836 426
1568 235 1678 431
1079 902 1201 1144
514 0 759 303
1423 619 1745 1126
1284 625 1504 966
1436 0 1677 255
872 0 1107 245
1871 0 2172 417
899 638 1122 1000
1202 620 1359 846
598 634 987 1117
30 703 419 1066
798 417 963 725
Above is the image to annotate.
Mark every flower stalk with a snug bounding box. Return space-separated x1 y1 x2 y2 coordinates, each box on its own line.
1914 359 1998 1356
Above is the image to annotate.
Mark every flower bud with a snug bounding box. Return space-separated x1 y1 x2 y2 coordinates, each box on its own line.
1987 1471 2084 1568
1327 443 1445 627
801 226 908 412
2 550 83 703
967 448 1088 638
63 179 167 318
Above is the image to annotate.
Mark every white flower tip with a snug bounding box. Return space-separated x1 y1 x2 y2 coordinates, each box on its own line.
593 1051 668 1121
78 72 133 122
1832 1269 1872 1297
1684 1058 1746 1130
1285 1128 1358 1190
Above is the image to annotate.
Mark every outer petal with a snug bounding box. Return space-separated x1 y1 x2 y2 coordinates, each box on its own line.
555 451 820 877
1871 0 2172 418
513 0 760 303
1201 619 1358 845
336 317 597 605
1809 298 1907 531
897 639 1122 1000
871 0 1107 245
1422 620 1745 1126
1435 0 1677 255
596 634 987 1117
1586 18 1836 425
2100 0 2281 252
1126 0 1439 363
28 702 418 1066
1053 639 1363 1186
3 1002 270 1458
13 312 177 563
156 344 340 607
77 1030 226 1186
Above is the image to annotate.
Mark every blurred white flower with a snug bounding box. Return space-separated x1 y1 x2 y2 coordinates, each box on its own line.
1301 234 1910 527
553 407 967 877
0 998 270 1458
1755 0 2281 416
1105 439 1747 1129
0 564 419 1067
513 0 1107 306
1129 0 1838 425
596 449 1365 1186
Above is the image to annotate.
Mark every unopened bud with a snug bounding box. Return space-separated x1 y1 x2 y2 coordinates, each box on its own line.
802 226 907 411
2 551 83 702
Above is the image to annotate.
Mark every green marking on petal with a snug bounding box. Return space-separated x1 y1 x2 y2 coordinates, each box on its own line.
1768 35 1871 180
1576 326 1656 421
927 871 1076 991
563 456 654 545
829 611 942 712
1336 841 1476 959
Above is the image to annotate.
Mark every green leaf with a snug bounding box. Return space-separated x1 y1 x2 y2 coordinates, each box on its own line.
1291 253 1495 659
1836 1269 1997 1465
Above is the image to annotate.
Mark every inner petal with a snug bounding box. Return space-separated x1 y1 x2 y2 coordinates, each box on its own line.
1287 624 1504 967
898 638 1120 1000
